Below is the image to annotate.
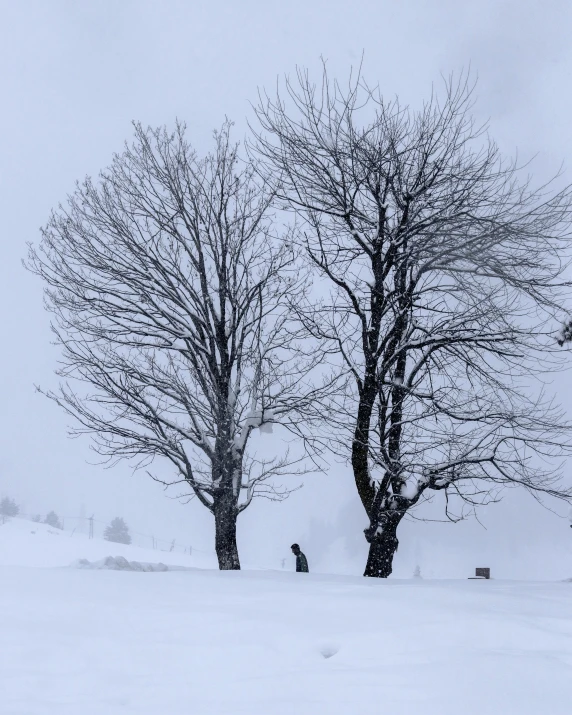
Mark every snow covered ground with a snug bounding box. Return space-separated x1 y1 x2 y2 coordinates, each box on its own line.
1 518 572 714
0 517 215 570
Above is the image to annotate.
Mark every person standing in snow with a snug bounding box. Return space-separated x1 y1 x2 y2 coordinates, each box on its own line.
291 543 309 573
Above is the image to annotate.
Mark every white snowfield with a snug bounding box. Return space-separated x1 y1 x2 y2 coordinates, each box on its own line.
1 519 572 715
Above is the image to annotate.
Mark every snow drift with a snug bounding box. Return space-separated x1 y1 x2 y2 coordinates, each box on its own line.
71 555 194 572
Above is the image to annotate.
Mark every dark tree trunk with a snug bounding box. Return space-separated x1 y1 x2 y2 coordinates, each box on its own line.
213 500 240 570
363 514 401 578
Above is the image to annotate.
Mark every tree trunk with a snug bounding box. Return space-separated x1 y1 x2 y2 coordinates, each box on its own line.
363 515 401 578
213 501 240 570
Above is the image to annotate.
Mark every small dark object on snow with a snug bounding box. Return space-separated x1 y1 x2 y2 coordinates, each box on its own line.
469 567 490 579
291 543 309 573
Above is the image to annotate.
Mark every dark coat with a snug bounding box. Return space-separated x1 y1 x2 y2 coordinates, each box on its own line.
296 552 309 573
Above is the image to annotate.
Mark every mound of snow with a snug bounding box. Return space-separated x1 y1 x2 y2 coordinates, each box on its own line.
72 555 193 572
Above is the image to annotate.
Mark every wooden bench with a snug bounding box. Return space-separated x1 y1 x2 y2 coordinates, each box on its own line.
468 567 490 579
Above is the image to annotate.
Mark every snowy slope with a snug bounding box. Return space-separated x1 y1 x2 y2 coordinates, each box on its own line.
1 517 572 714
0 516 216 569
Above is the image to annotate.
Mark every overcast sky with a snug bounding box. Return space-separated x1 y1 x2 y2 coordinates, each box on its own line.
2 0 572 578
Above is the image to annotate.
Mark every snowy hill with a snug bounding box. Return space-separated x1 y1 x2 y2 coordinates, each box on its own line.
0 516 216 569
1 516 572 714
2 567 572 714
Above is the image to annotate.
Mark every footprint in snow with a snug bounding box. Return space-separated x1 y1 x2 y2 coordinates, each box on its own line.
320 644 340 659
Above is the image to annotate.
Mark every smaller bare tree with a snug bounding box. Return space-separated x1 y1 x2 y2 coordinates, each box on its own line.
28 121 325 569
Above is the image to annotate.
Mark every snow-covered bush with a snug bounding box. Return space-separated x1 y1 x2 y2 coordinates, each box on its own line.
103 517 132 545
0 497 20 519
44 511 63 529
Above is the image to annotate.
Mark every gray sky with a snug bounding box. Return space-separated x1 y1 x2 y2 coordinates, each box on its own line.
2 0 572 577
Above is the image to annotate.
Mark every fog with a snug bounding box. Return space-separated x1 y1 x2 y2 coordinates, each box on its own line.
2 0 572 578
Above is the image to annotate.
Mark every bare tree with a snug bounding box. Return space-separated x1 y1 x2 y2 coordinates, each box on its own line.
28 121 323 570
253 67 572 577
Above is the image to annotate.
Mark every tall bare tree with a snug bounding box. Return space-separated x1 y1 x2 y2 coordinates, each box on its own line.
28 121 322 570
253 68 572 577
